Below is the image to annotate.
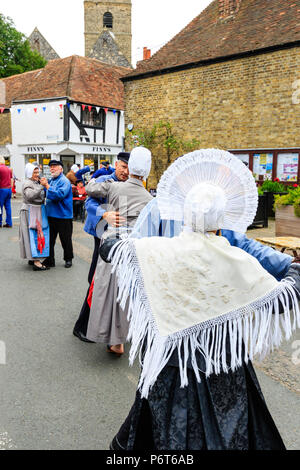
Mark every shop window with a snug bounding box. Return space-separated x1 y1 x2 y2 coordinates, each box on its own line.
277 153 299 182
81 108 105 128
253 153 273 181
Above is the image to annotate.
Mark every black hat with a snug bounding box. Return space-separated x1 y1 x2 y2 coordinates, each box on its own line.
117 152 130 164
49 160 64 168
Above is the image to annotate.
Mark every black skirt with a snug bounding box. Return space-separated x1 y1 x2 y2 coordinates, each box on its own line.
111 356 285 451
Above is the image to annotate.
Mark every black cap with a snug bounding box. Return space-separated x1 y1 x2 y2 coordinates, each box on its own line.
117 152 130 164
49 160 64 168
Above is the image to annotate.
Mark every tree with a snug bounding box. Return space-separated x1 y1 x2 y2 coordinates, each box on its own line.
126 121 201 186
0 14 47 78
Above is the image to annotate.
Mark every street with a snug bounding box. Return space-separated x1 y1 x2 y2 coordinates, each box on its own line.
0 199 299 450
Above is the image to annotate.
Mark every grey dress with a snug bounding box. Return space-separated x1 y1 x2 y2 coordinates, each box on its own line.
19 179 46 262
85 178 153 344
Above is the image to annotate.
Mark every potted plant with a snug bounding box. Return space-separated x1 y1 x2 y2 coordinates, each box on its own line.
274 185 300 237
260 179 287 218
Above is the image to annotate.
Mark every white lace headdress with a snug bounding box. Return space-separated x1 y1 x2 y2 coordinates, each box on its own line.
157 149 258 233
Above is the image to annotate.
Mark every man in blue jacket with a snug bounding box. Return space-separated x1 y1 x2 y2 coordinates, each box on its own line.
40 160 74 269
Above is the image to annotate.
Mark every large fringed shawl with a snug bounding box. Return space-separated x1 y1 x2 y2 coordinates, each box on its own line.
111 232 300 399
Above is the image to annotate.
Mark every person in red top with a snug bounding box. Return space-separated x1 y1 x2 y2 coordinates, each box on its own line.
0 156 13 228
72 180 87 222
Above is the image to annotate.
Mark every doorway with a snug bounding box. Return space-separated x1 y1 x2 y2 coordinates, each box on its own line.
60 155 75 175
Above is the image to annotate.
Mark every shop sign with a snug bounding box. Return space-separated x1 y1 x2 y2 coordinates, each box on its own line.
92 146 112 153
27 146 45 153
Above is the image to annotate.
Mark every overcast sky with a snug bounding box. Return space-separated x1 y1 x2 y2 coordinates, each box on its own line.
0 0 212 65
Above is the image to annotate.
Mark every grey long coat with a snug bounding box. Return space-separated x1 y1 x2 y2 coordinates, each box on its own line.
19 179 46 261
86 177 153 344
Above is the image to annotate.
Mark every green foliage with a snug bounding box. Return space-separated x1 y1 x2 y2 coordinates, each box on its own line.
274 185 300 217
257 186 264 196
260 179 285 193
0 14 46 78
126 121 201 183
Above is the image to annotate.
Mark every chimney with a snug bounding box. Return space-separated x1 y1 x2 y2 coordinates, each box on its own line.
143 47 151 60
219 0 242 19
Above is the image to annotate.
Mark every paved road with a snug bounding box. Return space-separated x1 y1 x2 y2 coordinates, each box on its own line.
0 200 299 450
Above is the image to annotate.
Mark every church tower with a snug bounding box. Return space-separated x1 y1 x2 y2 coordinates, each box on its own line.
84 0 132 65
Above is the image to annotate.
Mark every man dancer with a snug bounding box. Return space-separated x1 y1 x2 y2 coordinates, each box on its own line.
0 156 13 228
40 160 74 268
73 152 130 342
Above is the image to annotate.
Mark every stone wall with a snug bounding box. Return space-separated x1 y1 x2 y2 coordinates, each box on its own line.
124 46 300 187
0 114 11 146
84 0 132 65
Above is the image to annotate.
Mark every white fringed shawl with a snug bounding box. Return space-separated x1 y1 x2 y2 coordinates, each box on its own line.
110 232 300 399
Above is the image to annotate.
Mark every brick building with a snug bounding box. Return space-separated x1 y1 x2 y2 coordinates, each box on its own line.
122 0 300 187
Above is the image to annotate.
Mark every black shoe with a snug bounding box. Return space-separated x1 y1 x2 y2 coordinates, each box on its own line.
28 261 34 266
65 260 72 268
3 224 12 228
33 264 48 271
73 329 95 343
43 260 55 268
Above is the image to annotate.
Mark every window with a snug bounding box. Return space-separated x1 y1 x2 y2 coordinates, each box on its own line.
103 12 113 29
81 108 105 128
234 154 250 167
277 153 298 182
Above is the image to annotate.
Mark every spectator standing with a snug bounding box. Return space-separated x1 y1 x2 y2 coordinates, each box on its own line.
0 156 13 228
72 181 87 222
40 160 74 269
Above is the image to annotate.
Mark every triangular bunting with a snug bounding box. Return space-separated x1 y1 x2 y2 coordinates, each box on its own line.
96 107 100 114
82 104 86 111
0 107 5 114
18 109 21 114
43 107 46 112
113 109 117 114
104 108 108 114
34 108 38 113
88 105 92 112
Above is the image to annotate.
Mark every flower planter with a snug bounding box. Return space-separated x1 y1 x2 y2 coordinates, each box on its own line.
275 205 300 237
264 191 287 218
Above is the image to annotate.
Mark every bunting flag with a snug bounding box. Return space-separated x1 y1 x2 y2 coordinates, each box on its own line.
113 109 117 114
59 104 63 110
34 108 38 113
73 103 77 110
104 108 108 114
96 107 100 114
67 103 71 109
82 104 86 111
88 105 92 112
18 109 21 114
0 107 5 114
43 107 46 112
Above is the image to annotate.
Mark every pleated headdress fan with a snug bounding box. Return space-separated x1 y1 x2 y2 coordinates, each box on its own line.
157 149 258 233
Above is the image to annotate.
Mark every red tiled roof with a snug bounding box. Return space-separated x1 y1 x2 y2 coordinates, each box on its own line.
124 0 300 79
0 55 131 109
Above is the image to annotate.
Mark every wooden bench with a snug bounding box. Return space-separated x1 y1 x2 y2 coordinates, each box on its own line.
255 236 300 257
